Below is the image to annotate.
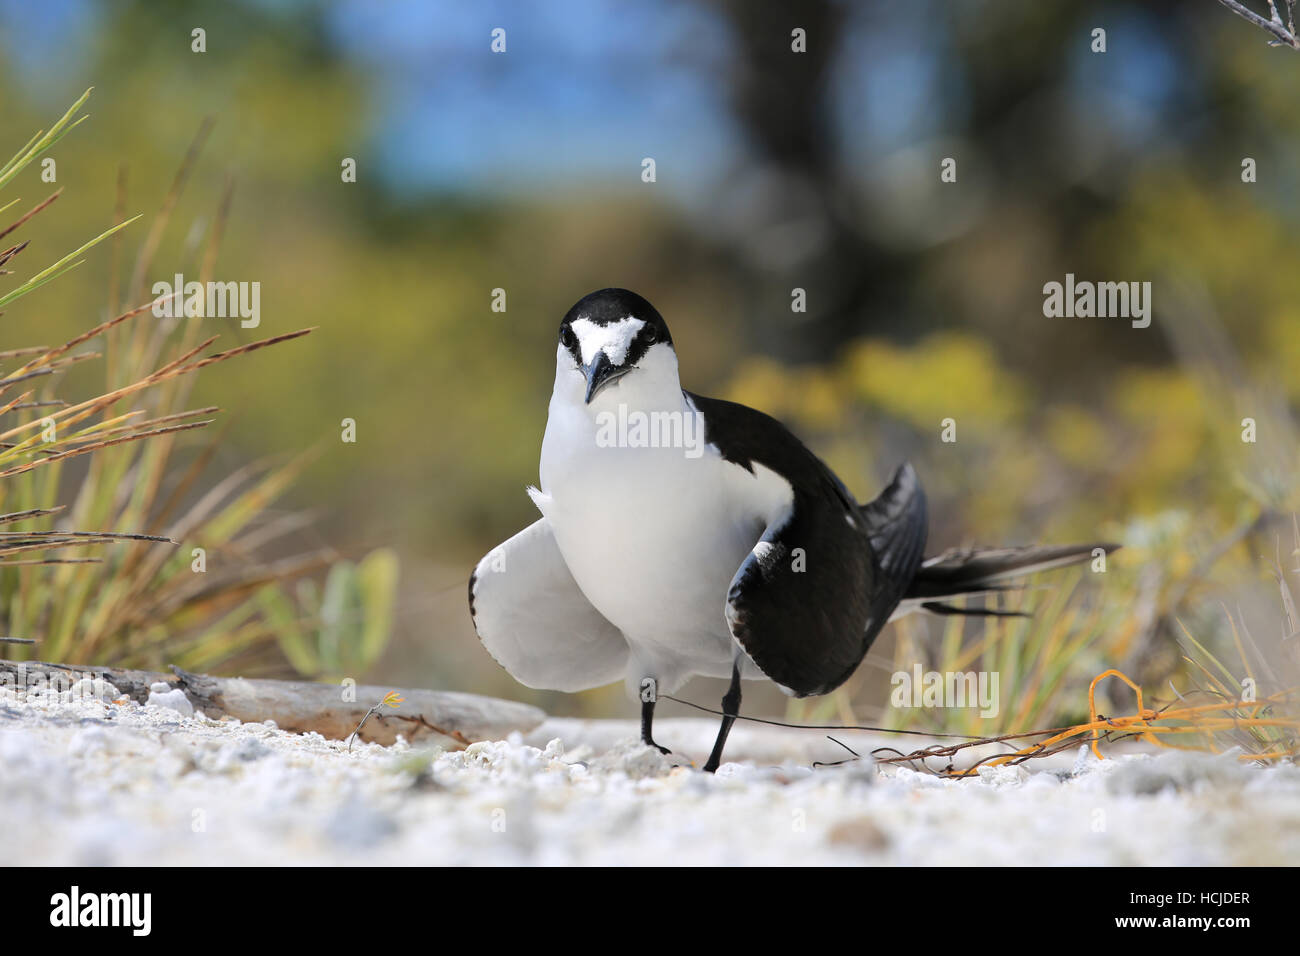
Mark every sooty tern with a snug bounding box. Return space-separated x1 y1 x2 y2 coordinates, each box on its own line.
469 289 1117 772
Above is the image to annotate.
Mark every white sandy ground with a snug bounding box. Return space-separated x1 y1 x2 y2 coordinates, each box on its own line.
2 678 1299 865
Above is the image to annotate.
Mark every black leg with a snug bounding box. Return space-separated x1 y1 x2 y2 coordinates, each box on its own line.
702 662 742 773
639 678 671 754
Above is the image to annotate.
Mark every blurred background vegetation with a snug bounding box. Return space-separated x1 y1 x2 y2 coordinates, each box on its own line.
2 0 1298 729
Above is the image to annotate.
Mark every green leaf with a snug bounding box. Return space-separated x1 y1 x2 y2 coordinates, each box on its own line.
259 584 318 676
318 560 354 674
355 547 399 671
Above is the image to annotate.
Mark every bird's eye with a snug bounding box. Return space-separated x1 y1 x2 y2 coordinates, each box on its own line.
643 326 657 345
559 326 576 349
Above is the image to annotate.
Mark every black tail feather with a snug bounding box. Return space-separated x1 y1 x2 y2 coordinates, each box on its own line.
919 600 1032 618
905 542 1120 603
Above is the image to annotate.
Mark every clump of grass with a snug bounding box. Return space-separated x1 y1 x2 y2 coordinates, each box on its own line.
1161 518 1300 760
888 567 1117 737
868 667 1298 777
0 90 397 678
780 497 1288 741
848 519 1300 776
855 565 1299 777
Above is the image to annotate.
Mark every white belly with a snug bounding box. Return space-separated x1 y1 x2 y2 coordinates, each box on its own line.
534 396 790 693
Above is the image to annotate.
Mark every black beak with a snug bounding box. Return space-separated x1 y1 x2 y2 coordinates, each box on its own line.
583 351 628 404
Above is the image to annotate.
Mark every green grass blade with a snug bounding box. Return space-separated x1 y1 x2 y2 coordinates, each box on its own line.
0 215 140 309
0 88 92 191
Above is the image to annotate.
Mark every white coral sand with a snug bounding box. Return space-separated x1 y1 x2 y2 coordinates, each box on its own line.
1 679 1297 865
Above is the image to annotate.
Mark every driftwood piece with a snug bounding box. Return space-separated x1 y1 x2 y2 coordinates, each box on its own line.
0 660 545 746
0 660 164 703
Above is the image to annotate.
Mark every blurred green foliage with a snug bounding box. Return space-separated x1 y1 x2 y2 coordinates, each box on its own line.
261 548 399 678
0 90 400 680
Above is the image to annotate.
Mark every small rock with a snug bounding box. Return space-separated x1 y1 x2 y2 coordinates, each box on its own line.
65 677 120 704
826 817 890 853
233 738 270 762
1105 751 1250 796
324 799 398 848
145 682 194 717
1071 743 1100 777
977 763 1029 787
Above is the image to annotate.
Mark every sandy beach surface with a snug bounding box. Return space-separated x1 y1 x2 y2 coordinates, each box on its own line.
3 677 1298 866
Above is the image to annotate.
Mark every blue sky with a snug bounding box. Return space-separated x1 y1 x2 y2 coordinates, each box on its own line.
0 0 1186 202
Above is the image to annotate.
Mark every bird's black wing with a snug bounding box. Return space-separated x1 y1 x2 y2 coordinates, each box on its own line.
688 392 925 697
859 461 929 634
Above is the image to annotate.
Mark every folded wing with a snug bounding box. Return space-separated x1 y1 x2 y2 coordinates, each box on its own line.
725 464 927 698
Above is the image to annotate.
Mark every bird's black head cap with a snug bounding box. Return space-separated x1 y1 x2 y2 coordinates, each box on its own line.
560 288 671 355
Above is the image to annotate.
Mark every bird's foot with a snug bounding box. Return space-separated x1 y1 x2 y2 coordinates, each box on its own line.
642 738 672 756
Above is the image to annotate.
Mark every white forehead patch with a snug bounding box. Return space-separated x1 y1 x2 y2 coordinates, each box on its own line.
570 316 646 366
